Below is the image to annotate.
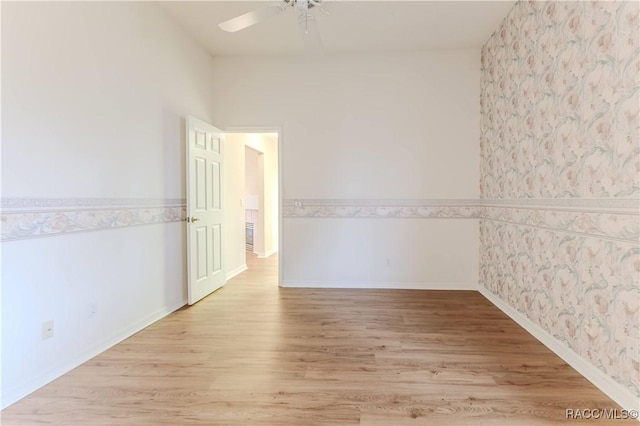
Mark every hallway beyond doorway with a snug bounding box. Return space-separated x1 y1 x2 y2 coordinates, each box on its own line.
224 132 279 281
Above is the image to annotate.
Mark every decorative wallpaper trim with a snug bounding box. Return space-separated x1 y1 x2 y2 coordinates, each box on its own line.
283 199 480 207
284 198 639 214
4 198 638 242
483 218 637 245
480 198 639 212
283 204 482 219
283 199 482 218
283 199 638 242
1 197 185 212
1 198 186 242
482 206 639 243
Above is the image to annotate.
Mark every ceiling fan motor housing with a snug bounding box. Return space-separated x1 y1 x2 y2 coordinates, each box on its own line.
285 0 320 11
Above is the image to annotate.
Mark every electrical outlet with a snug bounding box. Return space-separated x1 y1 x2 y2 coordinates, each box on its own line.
42 320 54 340
628 337 639 362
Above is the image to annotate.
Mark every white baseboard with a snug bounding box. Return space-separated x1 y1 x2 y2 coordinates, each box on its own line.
478 286 639 412
226 264 248 280
1 299 187 410
280 280 477 290
256 248 278 259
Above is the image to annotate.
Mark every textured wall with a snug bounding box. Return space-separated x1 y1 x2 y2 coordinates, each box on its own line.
479 0 639 399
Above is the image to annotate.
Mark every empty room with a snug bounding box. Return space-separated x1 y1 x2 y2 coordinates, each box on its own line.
1 0 639 424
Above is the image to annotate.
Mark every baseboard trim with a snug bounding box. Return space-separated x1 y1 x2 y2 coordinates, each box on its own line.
1 299 187 410
256 248 278 259
280 281 477 290
226 264 248 280
478 286 639 412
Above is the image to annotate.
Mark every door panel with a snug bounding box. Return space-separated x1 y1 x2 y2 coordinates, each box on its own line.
196 227 208 280
212 224 222 273
211 161 221 209
195 129 207 149
195 157 207 211
187 117 226 305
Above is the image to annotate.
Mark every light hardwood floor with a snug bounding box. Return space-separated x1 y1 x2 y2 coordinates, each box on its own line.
2 253 633 425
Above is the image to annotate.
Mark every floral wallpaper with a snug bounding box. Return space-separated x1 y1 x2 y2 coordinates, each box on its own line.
480 219 639 396
480 0 639 199
480 0 640 400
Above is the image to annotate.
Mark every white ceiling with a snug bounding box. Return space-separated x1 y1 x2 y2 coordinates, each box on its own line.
161 1 516 57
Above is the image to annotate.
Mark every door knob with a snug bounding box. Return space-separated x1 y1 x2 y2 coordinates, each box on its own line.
187 217 200 223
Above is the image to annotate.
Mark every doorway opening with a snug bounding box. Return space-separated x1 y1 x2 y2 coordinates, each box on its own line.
224 131 280 282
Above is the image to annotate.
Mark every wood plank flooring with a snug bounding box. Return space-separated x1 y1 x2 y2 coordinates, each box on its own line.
2 253 633 425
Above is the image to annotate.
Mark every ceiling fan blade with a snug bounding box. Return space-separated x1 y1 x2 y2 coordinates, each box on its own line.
218 4 285 33
299 15 323 55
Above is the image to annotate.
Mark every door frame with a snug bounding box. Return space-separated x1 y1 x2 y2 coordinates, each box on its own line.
224 126 283 287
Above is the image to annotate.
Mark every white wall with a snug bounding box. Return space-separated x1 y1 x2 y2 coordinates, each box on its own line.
284 218 478 288
244 146 264 255
1 2 216 407
245 147 261 199
250 135 279 258
223 137 247 279
211 51 480 287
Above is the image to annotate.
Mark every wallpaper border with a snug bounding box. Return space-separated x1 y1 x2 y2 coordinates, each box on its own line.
1 197 185 211
481 198 640 213
482 206 639 243
283 198 639 243
3 197 638 242
283 198 639 212
1 198 186 242
282 199 483 219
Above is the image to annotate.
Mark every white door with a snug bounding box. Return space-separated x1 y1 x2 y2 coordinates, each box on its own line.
186 116 226 305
